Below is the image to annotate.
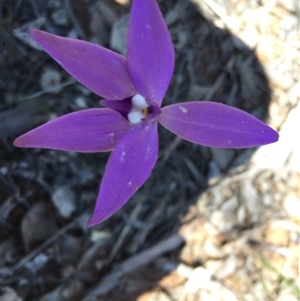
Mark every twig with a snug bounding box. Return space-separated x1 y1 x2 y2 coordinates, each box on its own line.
81 233 185 300
129 182 177 254
106 195 146 263
1 217 79 279
17 78 76 102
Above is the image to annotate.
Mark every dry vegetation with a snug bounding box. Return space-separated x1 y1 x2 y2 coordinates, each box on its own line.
1 0 299 300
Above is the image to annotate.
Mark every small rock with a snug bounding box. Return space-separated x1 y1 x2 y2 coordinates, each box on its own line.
0 287 22 301
262 194 272 206
176 263 193 278
51 9 70 26
78 168 94 185
52 186 76 219
25 253 49 274
185 267 212 294
283 194 300 220
40 68 62 93
90 230 111 243
221 196 238 213
74 96 87 109
165 9 179 26
205 259 223 274
204 222 219 236
215 254 238 279
203 239 225 258
264 227 289 247
0 166 8 175
21 202 57 251
237 206 247 225
211 210 237 233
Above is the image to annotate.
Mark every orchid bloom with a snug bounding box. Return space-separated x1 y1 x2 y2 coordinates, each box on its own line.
14 0 278 227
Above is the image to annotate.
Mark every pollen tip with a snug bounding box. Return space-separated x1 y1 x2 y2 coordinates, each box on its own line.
132 94 148 110
128 110 145 124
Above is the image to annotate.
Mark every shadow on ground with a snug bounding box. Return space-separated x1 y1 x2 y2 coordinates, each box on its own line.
0 0 273 300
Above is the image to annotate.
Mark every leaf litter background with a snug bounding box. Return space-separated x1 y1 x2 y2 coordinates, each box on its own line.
0 0 299 300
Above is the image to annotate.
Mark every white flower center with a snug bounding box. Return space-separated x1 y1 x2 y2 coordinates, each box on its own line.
128 94 148 124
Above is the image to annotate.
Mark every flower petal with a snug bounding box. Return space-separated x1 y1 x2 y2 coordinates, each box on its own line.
87 122 158 226
30 29 136 100
14 109 131 152
100 98 132 118
159 102 279 148
127 0 174 105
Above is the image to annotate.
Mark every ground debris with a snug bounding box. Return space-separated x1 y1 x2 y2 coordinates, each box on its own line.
1 0 298 300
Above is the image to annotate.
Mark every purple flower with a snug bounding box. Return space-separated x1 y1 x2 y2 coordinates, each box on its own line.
14 0 278 227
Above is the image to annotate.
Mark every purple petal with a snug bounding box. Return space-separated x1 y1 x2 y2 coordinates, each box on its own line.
14 109 131 152
159 102 279 148
87 122 158 226
30 29 136 100
100 98 132 118
127 0 174 105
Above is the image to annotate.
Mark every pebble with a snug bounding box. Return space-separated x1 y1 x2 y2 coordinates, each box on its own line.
185 267 212 294
21 202 57 252
237 206 247 225
215 254 238 279
52 186 76 219
25 253 49 274
283 194 300 219
0 287 22 301
51 9 69 26
211 210 237 233
40 68 62 93
74 96 87 108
